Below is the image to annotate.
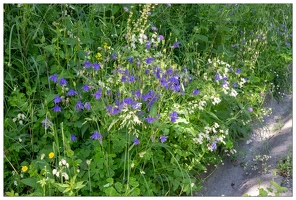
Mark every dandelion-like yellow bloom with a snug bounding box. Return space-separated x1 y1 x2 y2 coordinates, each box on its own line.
103 42 110 49
21 166 28 172
49 152 54 159
95 52 102 61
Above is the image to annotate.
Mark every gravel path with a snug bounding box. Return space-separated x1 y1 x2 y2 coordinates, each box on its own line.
194 93 293 197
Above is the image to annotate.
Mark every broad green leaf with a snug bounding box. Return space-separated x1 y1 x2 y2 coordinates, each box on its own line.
194 34 209 42
105 187 120 196
20 178 38 189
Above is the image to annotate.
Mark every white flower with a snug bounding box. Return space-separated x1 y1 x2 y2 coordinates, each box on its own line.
62 172 69 180
86 159 92 166
14 181 18 186
56 172 60 177
41 153 45 160
19 120 23 125
61 159 67 165
52 169 57 175
66 163 69 168
18 138 22 142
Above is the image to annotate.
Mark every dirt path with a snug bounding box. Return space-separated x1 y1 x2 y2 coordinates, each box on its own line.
194 93 293 196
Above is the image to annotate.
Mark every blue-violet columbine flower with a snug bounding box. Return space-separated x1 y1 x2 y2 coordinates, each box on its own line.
92 88 102 100
82 84 90 92
42 118 53 129
160 135 168 143
52 104 62 112
93 62 100 70
91 131 102 140
248 107 253 112
67 89 78 96
71 134 77 141
59 78 67 86
76 101 84 111
49 74 58 83
170 111 178 122
146 116 156 124
53 95 62 104
84 102 91 110
193 89 200 95
133 138 140 145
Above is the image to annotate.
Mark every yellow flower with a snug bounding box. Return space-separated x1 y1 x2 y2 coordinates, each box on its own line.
95 52 102 61
103 42 110 50
21 166 28 172
49 152 54 159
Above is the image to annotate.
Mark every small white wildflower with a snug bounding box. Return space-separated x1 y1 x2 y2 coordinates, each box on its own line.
86 159 92 166
18 138 22 142
14 181 18 186
131 162 135 168
140 170 145 174
19 120 23 125
41 153 45 160
56 171 60 177
20 173 23 178
52 169 57 175
12 171 15 176
61 159 67 165
13 118 17 122
77 169 80 173
66 163 69 168
62 172 69 180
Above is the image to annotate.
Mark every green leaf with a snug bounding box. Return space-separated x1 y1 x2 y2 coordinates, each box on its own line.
20 178 38 189
258 188 268 196
128 177 139 187
105 187 120 196
149 102 158 118
44 45 56 55
106 178 114 185
194 34 208 42
74 181 86 190
114 182 123 193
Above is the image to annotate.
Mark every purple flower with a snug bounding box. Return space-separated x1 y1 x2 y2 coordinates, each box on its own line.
248 107 253 112
214 73 221 82
52 104 62 112
123 97 133 105
172 42 180 48
53 95 62 104
233 82 238 88
111 53 117 60
232 45 238 49
133 138 140 145
82 60 93 68
285 42 291 47
170 111 178 122
59 78 67 86
91 131 102 140
129 75 135 82
146 116 156 124
242 40 246 44
128 57 133 63
121 76 127 82
49 74 58 83
235 68 241 74
146 40 151 49
211 142 217 150
92 88 102 99
93 62 100 70
42 118 53 129
82 84 90 92
76 101 84 111
193 89 200 95
158 35 164 41
132 102 141 109
84 102 91 110
67 89 78 96
167 3 171 6
71 134 77 141
151 26 157 31
146 57 155 64
160 135 168 143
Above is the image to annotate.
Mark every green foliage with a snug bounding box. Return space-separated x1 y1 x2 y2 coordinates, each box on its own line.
4 3 292 196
